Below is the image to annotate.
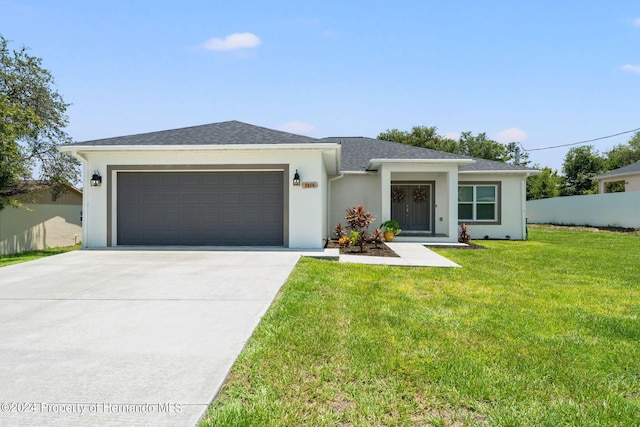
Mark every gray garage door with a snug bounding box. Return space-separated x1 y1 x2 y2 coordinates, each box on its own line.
117 171 284 246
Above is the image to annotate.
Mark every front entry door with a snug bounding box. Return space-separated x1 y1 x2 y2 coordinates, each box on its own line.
391 184 432 232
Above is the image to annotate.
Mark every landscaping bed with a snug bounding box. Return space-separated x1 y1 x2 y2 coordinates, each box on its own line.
325 239 399 257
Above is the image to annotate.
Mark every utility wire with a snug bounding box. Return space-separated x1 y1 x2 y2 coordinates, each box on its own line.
521 127 640 152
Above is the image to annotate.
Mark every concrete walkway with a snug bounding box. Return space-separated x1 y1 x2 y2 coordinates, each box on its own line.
0 250 300 427
334 243 461 267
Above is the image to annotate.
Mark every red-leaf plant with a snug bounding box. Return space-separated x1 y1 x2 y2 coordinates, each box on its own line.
345 205 375 252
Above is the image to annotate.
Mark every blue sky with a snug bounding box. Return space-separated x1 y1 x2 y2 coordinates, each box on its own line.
2 0 639 171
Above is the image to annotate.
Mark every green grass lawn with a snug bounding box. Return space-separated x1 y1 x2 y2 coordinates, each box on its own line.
200 225 640 427
0 244 81 267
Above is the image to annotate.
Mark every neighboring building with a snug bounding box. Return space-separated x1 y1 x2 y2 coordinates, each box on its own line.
594 162 640 193
60 121 538 249
0 181 82 254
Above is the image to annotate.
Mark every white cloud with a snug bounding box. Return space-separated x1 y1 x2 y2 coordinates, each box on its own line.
494 127 528 143
201 33 261 51
633 17 640 27
279 121 316 134
620 64 640 74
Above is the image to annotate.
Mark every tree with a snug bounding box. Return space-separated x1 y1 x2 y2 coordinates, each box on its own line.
458 131 505 161
378 125 459 153
561 145 605 196
378 125 529 165
526 166 561 200
504 141 531 166
604 131 640 171
0 35 79 209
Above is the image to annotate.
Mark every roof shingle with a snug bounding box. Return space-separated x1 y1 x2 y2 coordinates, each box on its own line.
67 120 323 146
66 120 538 173
594 162 640 179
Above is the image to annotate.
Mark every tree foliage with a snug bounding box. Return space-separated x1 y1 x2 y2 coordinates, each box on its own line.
377 125 460 153
561 145 605 196
604 131 640 171
377 125 530 165
0 35 79 209
526 166 561 200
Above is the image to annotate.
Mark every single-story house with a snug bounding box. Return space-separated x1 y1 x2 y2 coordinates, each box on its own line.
0 181 82 254
594 162 640 193
60 121 538 249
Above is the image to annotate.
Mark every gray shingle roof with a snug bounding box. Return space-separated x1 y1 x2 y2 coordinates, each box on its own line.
594 162 640 179
323 137 536 172
459 157 537 172
67 120 538 173
322 137 471 171
67 120 323 146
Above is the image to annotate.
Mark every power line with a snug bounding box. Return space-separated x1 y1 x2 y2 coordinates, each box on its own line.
521 127 640 152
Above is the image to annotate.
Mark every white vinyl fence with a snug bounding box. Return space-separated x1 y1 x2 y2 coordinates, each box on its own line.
527 192 640 229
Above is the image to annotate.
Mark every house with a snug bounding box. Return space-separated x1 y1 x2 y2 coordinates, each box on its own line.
60 121 538 249
0 181 82 254
594 162 640 193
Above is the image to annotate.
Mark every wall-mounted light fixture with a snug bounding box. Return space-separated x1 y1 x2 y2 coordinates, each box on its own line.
293 170 301 186
90 171 102 187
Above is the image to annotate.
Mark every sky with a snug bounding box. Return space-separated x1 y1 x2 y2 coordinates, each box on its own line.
1 0 639 171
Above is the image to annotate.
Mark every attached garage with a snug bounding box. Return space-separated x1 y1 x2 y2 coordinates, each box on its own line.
116 171 284 246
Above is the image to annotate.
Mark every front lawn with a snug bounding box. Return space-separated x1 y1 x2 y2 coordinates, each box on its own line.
200 225 640 426
0 244 81 267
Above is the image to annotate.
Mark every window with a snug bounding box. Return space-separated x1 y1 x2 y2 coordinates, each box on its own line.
458 184 498 222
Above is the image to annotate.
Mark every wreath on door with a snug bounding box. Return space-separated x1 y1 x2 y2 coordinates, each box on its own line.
392 187 406 202
413 188 427 203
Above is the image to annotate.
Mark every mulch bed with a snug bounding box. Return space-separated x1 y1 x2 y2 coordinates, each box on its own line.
325 240 487 257
325 240 400 257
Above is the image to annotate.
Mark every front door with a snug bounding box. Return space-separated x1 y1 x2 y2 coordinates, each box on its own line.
391 184 432 232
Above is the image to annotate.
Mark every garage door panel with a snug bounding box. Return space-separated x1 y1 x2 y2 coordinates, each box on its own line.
117 171 284 246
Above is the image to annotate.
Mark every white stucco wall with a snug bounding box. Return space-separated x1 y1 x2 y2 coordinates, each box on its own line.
0 204 82 254
75 147 331 249
458 173 528 240
527 192 640 228
329 173 381 237
628 175 640 192
598 173 640 193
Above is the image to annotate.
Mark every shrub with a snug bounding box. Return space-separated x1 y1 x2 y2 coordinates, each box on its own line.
368 228 383 248
345 205 375 252
338 235 350 247
349 231 361 247
334 223 346 239
459 223 471 244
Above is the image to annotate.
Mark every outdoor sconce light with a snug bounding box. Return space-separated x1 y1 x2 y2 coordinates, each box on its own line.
90 171 102 187
293 170 301 186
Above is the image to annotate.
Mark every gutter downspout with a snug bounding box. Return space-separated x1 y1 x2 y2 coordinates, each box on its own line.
522 173 531 240
72 151 89 248
327 173 345 242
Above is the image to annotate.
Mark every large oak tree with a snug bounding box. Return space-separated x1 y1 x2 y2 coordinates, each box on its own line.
0 35 79 209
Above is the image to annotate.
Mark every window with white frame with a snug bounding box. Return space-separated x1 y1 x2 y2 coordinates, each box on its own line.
458 184 498 222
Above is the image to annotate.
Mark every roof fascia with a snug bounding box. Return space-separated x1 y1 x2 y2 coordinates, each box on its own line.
594 171 640 180
59 143 340 153
460 169 541 175
367 158 475 170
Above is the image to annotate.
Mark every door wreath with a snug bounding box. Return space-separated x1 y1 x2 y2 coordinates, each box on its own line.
392 187 406 202
413 188 427 203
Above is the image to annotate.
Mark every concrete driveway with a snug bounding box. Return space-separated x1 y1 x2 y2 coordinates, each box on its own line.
0 249 300 426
